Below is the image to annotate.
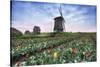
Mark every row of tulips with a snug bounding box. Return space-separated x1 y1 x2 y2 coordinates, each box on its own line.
11 36 80 58
12 35 96 66
11 33 96 66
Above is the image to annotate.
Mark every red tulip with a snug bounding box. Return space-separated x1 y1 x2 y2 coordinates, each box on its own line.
25 54 28 58
70 48 77 54
48 49 52 54
84 52 91 58
15 61 20 67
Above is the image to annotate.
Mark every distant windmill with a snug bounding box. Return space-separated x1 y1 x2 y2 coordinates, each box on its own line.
53 4 65 32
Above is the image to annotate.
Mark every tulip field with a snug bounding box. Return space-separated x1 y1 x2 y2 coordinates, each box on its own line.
11 33 96 66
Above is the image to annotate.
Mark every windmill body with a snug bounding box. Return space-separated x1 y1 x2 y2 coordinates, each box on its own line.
54 16 64 32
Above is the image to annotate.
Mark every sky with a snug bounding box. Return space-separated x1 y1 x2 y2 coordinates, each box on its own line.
11 1 96 33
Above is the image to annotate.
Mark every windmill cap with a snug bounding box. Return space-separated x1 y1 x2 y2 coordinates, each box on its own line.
54 16 64 20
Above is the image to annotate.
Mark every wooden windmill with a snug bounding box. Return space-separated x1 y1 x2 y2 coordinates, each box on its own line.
53 5 65 32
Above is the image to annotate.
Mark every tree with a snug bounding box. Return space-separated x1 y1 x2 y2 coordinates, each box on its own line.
33 26 41 34
11 27 22 37
24 30 31 35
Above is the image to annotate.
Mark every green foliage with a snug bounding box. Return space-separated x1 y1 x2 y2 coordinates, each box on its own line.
11 33 96 66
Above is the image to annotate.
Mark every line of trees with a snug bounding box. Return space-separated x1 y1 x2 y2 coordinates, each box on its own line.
11 26 41 37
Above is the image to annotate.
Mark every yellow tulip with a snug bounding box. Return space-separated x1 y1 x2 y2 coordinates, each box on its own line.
53 52 58 59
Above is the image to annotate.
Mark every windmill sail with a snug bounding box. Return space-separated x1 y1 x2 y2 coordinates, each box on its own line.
59 5 65 32
59 5 63 17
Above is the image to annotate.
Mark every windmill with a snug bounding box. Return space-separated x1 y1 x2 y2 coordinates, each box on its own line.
53 4 65 32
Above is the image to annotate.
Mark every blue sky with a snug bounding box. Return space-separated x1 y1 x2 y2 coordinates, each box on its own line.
11 1 96 33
